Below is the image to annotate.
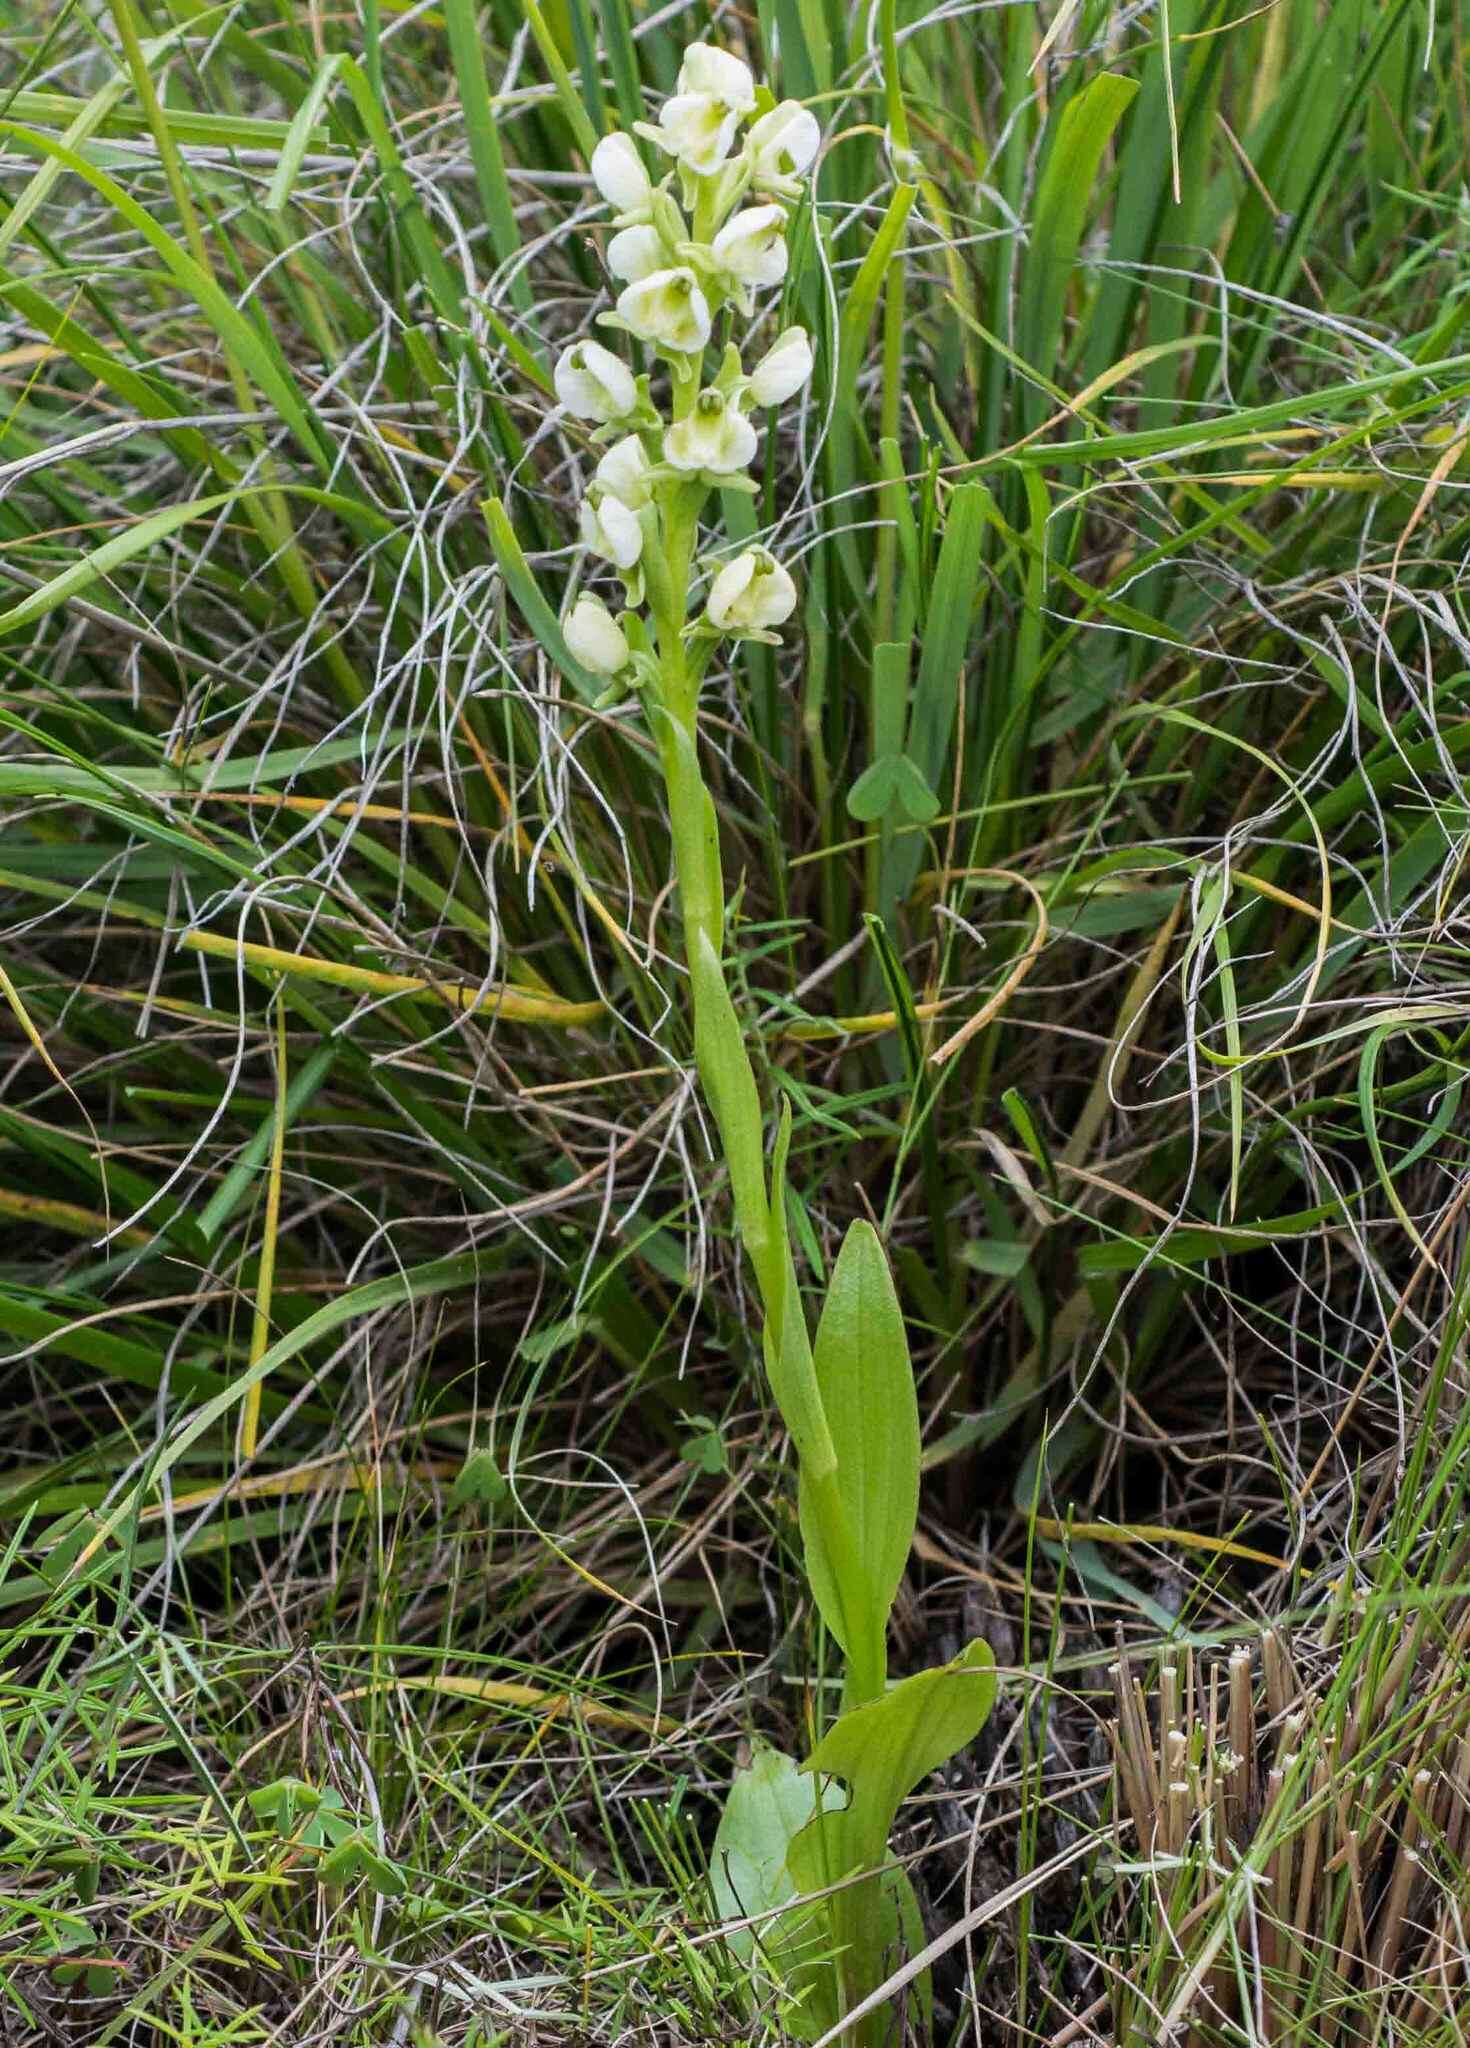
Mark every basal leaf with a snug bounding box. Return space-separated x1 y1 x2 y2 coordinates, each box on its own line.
787 1641 995 2043
709 1742 834 1965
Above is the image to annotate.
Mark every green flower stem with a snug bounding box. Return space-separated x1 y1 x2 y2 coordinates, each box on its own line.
647 483 882 1713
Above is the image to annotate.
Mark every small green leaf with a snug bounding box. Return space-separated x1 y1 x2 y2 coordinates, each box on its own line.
958 1237 1031 1279
798 1222 919 1694
248 1776 319 1834
316 1830 407 1896
449 1450 509 1511
847 753 939 826
679 1419 728 1476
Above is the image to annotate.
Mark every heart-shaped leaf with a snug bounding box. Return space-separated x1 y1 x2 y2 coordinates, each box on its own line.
887 754 940 824
846 754 940 826
846 756 902 822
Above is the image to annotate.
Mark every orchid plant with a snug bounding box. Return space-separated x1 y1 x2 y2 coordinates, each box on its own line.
490 40 994 2046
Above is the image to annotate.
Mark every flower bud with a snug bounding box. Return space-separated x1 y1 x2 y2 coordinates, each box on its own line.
747 100 820 192
706 548 797 633
711 205 788 290
607 224 664 282
563 593 630 675
591 132 652 215
616 267 711 353
746 326 813 407
594 433 652 507
578 489 643 570
664 389 758 475
553 340 637 422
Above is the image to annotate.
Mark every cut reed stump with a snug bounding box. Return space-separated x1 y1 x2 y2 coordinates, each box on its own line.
1107 1620 1470 2044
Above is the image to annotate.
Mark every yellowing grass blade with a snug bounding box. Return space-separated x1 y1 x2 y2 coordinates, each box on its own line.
178 931 602 1027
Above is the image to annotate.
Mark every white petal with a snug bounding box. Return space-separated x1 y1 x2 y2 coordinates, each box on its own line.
659 93 741 174
677 43 755 111
711 204 789 285
607 224 663 282
595 433 652 506
617 268 711 352
706 554 756 629
663 389 756 473
747 326 813 406
564 595 630 674
706 548 795 630
554 341 636 421
591 132 651 212
602 495 644 568
750 557 797 626
748 101 820 182
709 409 758 471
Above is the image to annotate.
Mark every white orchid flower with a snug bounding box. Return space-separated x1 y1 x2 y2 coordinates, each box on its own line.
554 340 637 422
745 326 813 407
595 433 653 507
617 267 711 352
657 42 756 174
579 489 644 570
711 205 789 292
706 548 797 633
664 389 758 476
563 593 631 674
747 100 820 193
607 224 664 282
591 132 652 215
678 43 756 106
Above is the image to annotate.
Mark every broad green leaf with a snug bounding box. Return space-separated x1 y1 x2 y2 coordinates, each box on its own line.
709 1742 833 1965
787 1641 996 2041
796 1638 995 1870
798 1222 919 1694
1019 72 1139 415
